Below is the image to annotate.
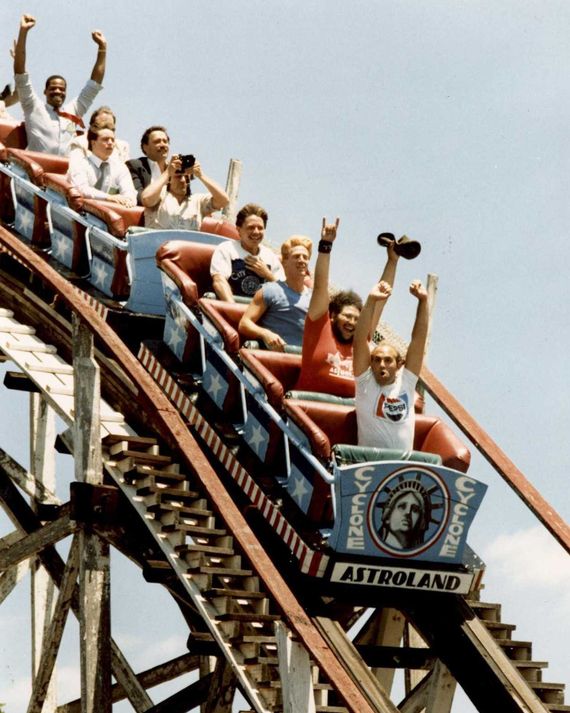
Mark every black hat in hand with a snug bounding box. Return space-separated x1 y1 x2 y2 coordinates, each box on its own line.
377 232 421 260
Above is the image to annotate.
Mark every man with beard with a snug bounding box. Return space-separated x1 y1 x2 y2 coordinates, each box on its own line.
353 277 429 450
13 14 106 155
294 218 400 398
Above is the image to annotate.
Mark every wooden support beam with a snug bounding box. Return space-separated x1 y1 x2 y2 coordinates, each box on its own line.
204 657 237 713
27 536 80 713
0 510 77 570
56 653 199 712
73 315 111 713
0 445 59 504
276 621 316 713
354 608 406 693
425 660 456 713
0 559 30 604
313 617 400 713
221 158 242 224
110 642 154 711
145 674 214 713
0 465 153 710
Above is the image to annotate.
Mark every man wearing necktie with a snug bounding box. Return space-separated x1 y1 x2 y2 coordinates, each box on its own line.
13 14 107 156
67 125 136 207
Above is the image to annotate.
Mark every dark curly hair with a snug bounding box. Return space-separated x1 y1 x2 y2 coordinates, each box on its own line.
329 289 362 318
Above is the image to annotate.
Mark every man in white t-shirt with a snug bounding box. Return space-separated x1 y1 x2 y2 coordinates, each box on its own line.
210 203 284 301
353 279 429 451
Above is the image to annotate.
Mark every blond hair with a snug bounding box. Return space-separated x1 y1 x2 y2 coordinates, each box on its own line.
281 235 312 260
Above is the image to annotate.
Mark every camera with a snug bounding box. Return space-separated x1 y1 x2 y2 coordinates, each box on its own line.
177 154 196 173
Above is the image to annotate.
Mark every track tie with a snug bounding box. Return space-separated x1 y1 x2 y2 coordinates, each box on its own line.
162 522 227 537
205 588 266 600
177 543 235 557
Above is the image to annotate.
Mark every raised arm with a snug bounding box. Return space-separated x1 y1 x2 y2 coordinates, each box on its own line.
307 217 339 320
404 280 429 377
369 241 400 337
353 281 392 377
14 15 35 75
90 31 107 84
192 161 229 210
238 289 286 351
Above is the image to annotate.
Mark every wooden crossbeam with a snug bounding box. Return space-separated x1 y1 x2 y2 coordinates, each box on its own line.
0 510 78 570
56 653 199 712
27 536 80 713
0 445 59 504
0 466 156 711
0 559 30 604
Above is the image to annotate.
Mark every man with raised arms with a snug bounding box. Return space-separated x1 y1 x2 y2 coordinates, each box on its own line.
13 14 107 155
294 219 400 398
210 203 284 302
353 277 429 450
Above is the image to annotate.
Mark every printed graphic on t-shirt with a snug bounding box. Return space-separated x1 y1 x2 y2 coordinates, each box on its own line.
376 392 410 422
326 351 353 379
229 258 264 296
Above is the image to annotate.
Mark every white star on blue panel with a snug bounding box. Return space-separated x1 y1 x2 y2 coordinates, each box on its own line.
244 415 268 461
166 321 185 355
52 234 71 262
204 369 228 408
92 261 110 288
16 210 34 237
288 468 313 513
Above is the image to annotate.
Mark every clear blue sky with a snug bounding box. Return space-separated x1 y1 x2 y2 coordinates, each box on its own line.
1 1 569 711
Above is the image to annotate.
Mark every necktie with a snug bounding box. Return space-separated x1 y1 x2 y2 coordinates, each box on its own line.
95 161 110 192
56 109 85 135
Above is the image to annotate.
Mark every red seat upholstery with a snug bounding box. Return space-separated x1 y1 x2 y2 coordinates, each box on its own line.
4 148 68 248
6 147 68 180
0 121 27 158
43 172 83 212
81 200 144 238
283 398 471 472
0 122 27 222
156 240 218 307
238 348 301 411
42 172 87 272
200 216 239 240
198 298 247 353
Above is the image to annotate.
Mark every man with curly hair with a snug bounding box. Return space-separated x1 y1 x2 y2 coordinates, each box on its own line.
294 218 400 397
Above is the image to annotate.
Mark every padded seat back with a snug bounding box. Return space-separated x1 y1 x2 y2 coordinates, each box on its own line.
82 199 144 238
156 240 217 307
200 216 239 240
43 172 87 272
81 200 144 299
239 348 301 410
198 298 247 353
0 121 27 157
283 398 471 471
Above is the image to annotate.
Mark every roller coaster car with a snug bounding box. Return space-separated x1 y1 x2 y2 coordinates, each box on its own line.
283 397 471 472
156 239 221 309
4 147 68 248
198 297 248 355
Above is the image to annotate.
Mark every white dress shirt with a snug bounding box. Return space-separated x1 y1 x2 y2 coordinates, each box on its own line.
67 151 137 203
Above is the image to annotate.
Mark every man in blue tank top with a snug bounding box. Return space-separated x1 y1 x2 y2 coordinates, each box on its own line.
238 235 312 350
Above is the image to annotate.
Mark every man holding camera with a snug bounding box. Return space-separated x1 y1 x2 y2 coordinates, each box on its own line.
141 154 229 231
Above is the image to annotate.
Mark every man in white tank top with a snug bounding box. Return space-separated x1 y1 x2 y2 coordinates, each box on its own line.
353 278 429 451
